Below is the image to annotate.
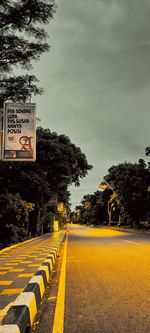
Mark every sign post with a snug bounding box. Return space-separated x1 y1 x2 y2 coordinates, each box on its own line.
3 102 36 161
0 108 3 160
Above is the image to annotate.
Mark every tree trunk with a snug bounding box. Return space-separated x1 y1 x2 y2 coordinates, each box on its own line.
108 201 112 226
35 202 50 236
130 219 135 228
35 204 41 236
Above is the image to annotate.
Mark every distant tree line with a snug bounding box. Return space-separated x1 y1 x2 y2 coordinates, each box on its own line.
73 154 150 228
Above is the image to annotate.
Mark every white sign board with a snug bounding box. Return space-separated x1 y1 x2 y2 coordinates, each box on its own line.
3 102 36 161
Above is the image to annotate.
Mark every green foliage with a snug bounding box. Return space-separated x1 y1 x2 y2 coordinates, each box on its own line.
104 160 150 226
0 127 92 240
0 2 93 243
0 192 34 248
75 191 108 226
0 75 43 107
36 127 92 189
0 0 56 106
145 147 150 157
77 156 150 228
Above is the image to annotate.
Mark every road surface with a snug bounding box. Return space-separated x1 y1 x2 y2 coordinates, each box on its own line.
33 224 150 333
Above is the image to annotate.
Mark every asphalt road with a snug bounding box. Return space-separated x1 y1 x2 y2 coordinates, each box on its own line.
33 224 150 333
0 230 64 315
65 225 150 333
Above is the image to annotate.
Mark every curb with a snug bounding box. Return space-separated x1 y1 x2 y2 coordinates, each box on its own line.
0 233 66 333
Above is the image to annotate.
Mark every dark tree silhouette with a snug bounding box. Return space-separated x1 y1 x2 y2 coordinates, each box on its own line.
0 127 93 237
0 0 56 106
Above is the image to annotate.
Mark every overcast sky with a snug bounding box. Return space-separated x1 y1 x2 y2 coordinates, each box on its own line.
33 0 150 209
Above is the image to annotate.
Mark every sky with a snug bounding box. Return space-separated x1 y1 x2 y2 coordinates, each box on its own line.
33 0 150 209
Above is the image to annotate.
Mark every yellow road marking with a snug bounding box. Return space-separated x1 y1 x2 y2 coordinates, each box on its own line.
18 274 34 278
28 264 40 267
0 272 7 275
11 269 25 272
52 234 68 333
0 281 12 285
34 258 47 260
18 255 28 257
0 257 7 259
0 267 13 270
1 288 23 295
34 256 45 261
19 261 33 264
26 255 37 258
5 263 18 266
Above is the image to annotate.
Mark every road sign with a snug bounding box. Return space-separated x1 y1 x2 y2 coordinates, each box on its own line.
3 102 36 161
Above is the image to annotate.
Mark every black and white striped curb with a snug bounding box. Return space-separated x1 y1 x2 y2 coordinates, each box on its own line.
0 233 66 333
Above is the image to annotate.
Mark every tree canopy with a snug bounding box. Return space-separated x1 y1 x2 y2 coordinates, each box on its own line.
74 191 108 226
75 157 150 228
0 127 92 243
0 0 56 106
103 159 150 226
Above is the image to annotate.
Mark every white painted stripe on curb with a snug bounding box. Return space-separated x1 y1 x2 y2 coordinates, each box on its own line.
37 266 50 282
51 248 59 256
13 292 37 326
47 253 56 264
50 251 57 260
0 325 20 333
44 259 53 272
48 252 55 259
28 276 45 298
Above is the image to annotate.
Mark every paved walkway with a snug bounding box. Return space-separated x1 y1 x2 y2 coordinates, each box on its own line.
0 231 64 311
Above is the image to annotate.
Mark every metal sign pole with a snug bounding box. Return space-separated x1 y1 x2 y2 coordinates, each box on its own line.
0 108 3 160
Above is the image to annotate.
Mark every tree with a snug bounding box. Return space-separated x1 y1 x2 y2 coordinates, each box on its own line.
107 192 120 226
0 75 43 106
103 160 150 227
36 127 93 189
100 181 120 225
76 191 108 226
145 147 150 157
0 160 52 236
0 192 34 247
0 0 56 106
0 127 92 236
